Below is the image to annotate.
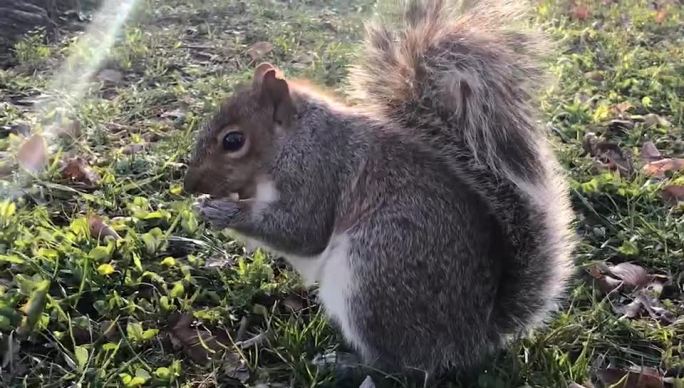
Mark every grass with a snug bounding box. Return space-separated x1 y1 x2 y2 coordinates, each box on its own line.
0 0 682 387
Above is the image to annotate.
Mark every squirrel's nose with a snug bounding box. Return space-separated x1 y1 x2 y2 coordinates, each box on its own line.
183 167 203 194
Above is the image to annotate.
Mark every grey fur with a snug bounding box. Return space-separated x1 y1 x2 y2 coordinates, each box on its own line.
187 0 576 378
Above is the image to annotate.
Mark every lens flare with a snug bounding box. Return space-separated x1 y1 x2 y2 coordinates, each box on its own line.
1 0 139 198
39 0 139 138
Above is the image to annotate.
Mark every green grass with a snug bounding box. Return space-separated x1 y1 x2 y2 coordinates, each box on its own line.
0 0 682 387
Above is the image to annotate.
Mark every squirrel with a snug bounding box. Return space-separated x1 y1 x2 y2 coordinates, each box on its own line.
183 0 576 380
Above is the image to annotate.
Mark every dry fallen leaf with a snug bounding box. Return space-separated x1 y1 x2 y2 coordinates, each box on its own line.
590 261 674 323
88 215 121 240
586 140 633 177
160 109 185 120
571 3 591 21
168 313 221 364
281 293 306 312
167 312 248 382
613 101 634 115
621 284 675 323
588 264 624 294
122 143 147 155
222 351 250 383
584 70 604 82
142 132 162 143
608 119 634 133
96 69 123 84
3 123 31 137
588 262 665 294
618 295 646 319
654 9 668 24
99 320 120 342
608 263 651 290
583 132 600 155
204 254 235 269
640 141 662 162
642 114 670 128
61 157 100 186
54 119 82 139
245 41 273 61
642 158 684 178
661 185 684 205
596 366 665 388
17 134 48 173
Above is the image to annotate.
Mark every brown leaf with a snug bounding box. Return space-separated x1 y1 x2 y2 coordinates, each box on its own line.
88 215 121 240
245 41 273 61
17 134 48 173
588 141 633 176
3 123 31 137
619 296 647 319
282 294 306 312
587 262 663 294
142 132 162 143
640 141 662 162
596 366 664 388
584 70 604 82
642 114 670 128
167 313 238 368
588 263 624 294
168 313 216 364
571 3 591 21
608 263 651 290
222 351 250 383
204 255 235 269
96 69 123 84
608 119 634 133
661 185 684 205
61 157 100 186
159 109 185 120
122 143 147 155
167 315 250 382
613 102 634 115
583 132 599 155
54 119 82 139
72 326 93 345
617 289 674 324
654 9 668 24
644 302 675 324
0 161 13 178
99 320 120 342
642 158 684 178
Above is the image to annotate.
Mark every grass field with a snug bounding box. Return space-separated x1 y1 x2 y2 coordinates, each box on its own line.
0 0 682 387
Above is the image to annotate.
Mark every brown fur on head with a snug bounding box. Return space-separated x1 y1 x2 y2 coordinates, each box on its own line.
183 63 297 199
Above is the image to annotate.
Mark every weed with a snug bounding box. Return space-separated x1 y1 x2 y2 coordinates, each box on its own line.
0 0 682 387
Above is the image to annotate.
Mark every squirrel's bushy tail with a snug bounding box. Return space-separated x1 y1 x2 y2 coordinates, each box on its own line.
350 0 575 339
349 0 550 180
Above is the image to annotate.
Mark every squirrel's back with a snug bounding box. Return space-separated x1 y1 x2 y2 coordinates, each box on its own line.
349 0 576 338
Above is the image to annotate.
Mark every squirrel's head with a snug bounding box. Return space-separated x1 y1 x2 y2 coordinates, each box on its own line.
183 63 296 199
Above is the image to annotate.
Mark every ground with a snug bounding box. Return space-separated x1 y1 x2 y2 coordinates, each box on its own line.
0 0 682 387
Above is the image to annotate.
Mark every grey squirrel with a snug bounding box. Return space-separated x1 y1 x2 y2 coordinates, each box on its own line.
183 0 576 380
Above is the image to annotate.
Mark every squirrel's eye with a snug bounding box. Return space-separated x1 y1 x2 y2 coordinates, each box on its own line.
222 131 245 152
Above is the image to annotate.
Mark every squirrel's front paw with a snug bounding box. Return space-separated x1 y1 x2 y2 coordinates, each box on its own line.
194 196 241 229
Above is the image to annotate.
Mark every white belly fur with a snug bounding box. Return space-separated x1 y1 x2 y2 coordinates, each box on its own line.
229 178 365 353
231 231 365 354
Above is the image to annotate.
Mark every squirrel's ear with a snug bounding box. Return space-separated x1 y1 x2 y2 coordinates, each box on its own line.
252 62 275 87
258 67 296 128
